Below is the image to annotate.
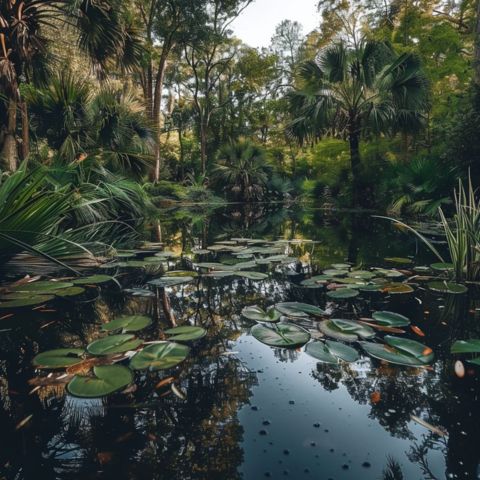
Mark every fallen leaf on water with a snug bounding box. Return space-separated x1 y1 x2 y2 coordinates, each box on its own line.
155 377 175 390
16 414 33 430
38 309 56 313
455 360 465 378
359 320 405 334
410 415 447 437
171 384 186 400
422 347 433 356
40 321 57 329
370 391 381 404
411 325 426 337
0 314 14 321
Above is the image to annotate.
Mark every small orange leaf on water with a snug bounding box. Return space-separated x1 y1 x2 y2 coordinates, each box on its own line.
422 347 433 356
411 325 425 337
370 391 381 404
155 376 175 390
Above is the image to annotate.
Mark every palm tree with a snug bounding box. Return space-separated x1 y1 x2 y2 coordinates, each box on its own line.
288 38 428 206
213 141 271 202
0 0 142 171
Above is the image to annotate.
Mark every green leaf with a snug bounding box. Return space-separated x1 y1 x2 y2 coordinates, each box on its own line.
326 288 359 299
72 275 114 285
33 348 84 369
382 283 414 294
102 315 152 333
11 281 73 293
385 257 413 264
235 271 269 280
241 305 281 322
372 311 410 327
331 263 351 269
130 342 189 371
451 339 480 354
164 270 199 278
148 276 194 288
0 295 55 308
348 270 375 280
430 262 453 272
67 365 133 398
305 341 338 363
55 286 85 298
275 302 325 317
319 319 375 342
251 323 310 348
164 326 206 341
300 275 331 287
305 340 359 364
87 334 142 356
427 281 468 295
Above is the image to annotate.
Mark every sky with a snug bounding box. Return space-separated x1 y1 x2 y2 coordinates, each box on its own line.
231 0 320 50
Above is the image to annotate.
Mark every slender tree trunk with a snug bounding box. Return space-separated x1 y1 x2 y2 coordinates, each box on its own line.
475 0 480 85
178 126 185 180
1 100 18 171
200 120 207 175
348 130 362 208
153 53 169 182
20 101 29 161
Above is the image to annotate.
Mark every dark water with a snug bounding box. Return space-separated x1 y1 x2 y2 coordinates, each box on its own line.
1 204 480 480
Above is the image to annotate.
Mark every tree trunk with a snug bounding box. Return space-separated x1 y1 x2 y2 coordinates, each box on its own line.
20 101 29 161
0 100 18 171
475 0 480 85
348 131 362 208
200 121 207 175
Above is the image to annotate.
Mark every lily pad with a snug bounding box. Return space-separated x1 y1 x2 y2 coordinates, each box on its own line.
275 302 325 317
256 255 291 265
67 365 133 398
72 275 114 285
164 326 206 341
0 295 55 308
319 319 375 342
371 311 410 327
11 281 73 292
348 270 375 280
102 315 152 333
427 281 468 295
235 271 269 280
55 286 86 298
385 257 413 264
326 288 359 300
361 335 434 366
148 276 194 288
251 323 310 348
323 269 348 277
300 275 331 287
430 262 453 272
164 270 199 278
123 288 156 297
451 339 480 354
331 263 351 270
305 340 359 364
382 283 414 294
87 334 142 356
130 342 189 371
33 348 84 369
242 305 281 322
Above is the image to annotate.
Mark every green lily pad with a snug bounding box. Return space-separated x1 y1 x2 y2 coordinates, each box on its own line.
385 257 413 264
123 288 156 297
102 315 152 333
323 269 348 277
319 319 375 342
348 270 375 280
67 365 133 398
87 334 142 356
251 323 310 348
427 281 468 295
33 348 84 369
242 305 281 322
55 286 86 298
11 281 73 292
195 262 234 270
231 261 258 270
256 255 291 265
0 295 55 308
430 262 453 272
148 276 194 288
331 263 351 270
300 275 331 287
235 271 269 280
451 339 480 354
192 248 211 255
72 275 114 285
371 311 410 327
361 335 433 366
382 283 414 294
326 288 359 300
164 326 206 341
164 270 199 278
305 340 359 364
130 342 189 371
275 302 325 317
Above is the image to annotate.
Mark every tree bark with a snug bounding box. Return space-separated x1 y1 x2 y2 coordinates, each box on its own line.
0 100 18 171
348 130 362 208
20 101 29 161
475 0 480 85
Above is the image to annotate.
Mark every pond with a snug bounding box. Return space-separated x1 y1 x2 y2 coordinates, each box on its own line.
1 204 480 480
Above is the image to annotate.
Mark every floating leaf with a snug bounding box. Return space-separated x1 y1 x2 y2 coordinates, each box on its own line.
0 295 54 308
319 319 375 342
300 275 331 287
326 288 359 300
33 348 84 369
305 340 359 364
72 275 114 285
256 255 290 265
87 334 142 356
323 269 348 277
331 263 351 270
372 311 410 327
235 271 268 280
148 276 194 288
451 339 480 354
275 302 325 317
382 283 414 294
361 335 434 366
195 262 233 270
130 342 189 371
123 288 155 297
348 270 375 280
427 281 468 295
251 323 310 348
241 305 281 323
164 270 199 278
192 248 210 255
164 326 206 341
385 257 413 264
55 286 85 298
67 365 133 398
102 315 152 333
430 262 453 272
11 281 73 292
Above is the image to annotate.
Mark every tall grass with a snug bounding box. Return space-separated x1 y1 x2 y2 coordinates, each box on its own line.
376 176 480 282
